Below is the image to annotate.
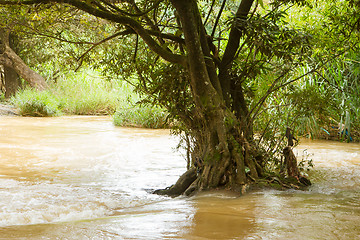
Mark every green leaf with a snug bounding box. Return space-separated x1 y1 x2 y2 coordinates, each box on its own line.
258 0 265 9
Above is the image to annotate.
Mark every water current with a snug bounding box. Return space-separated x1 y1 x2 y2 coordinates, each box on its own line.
0 116 359 239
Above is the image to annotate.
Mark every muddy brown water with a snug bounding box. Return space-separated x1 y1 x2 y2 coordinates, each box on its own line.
0 116 359 239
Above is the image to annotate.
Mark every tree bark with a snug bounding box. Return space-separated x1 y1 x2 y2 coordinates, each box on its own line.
153 168 198 197
0 46 48 90
0 29 47 91
218 0 255 139
4 65 20 97
1 32 21 97
219 0 254 99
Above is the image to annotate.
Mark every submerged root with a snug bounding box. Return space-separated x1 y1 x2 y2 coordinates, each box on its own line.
153 168 198 197
153 169 311 198
153 144 311 198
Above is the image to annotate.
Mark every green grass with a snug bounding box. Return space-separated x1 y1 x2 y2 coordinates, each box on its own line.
11 69 170 128
11 69 120 116
11 88 61 117
53 70 119 115
112 80 169 128
114 104 169 128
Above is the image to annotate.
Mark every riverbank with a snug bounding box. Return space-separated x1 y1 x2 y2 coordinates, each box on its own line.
0 103 18 116
2 101 358 141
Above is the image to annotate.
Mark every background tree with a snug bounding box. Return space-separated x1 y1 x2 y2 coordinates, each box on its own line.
0 7 48 92
0 27 21 97
0 3 110 93
0 17 48 91
258 0 360 142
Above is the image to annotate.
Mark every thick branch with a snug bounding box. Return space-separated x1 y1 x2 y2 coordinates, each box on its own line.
218 0 254 104
170 0 214 99
0 27 47 90
2 46 48 90
192 2 223 98
98 0 163 17
130 0 169 50
127 0 163 17
146 30 184 44
75 28 184 71
220 0 254 68
0 53 12 66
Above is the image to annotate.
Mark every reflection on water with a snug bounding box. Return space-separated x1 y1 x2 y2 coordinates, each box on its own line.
0 117 360 239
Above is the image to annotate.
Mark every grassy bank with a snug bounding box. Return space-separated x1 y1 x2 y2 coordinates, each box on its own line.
11 70 119 116
10 70 169 128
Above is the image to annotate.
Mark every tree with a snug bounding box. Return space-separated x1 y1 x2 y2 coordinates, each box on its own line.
0 30 21 97
1 4 129 92
2 0 356 195
3 63 20 97
0 27 48 91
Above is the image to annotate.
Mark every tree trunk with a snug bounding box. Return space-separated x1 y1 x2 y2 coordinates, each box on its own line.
283 146 312 187
4 65 20 98
0 29 47 91
2 32 21 97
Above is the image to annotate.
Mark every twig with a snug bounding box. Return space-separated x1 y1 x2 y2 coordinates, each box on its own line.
133 34 139 63
75 29 133 71
204 0 215 26
211 0 227 38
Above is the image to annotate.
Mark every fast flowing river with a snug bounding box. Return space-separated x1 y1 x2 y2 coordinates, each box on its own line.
0 116 359 239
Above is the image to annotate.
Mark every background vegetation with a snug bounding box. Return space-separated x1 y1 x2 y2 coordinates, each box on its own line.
250 1 360 144
9 69 169 128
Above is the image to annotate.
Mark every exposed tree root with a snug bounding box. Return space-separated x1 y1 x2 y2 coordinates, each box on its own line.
153 168 198 197
153 145 311 198
283 146 312 187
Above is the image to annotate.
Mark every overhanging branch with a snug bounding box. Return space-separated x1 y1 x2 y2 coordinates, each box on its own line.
75 29 133 71
0 0 187 66
75 27 184 70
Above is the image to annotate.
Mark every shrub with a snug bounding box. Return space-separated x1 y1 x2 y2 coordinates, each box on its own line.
11 88 61 117
114 104 169 129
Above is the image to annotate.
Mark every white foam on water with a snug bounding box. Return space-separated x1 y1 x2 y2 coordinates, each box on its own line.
0 179 119 227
